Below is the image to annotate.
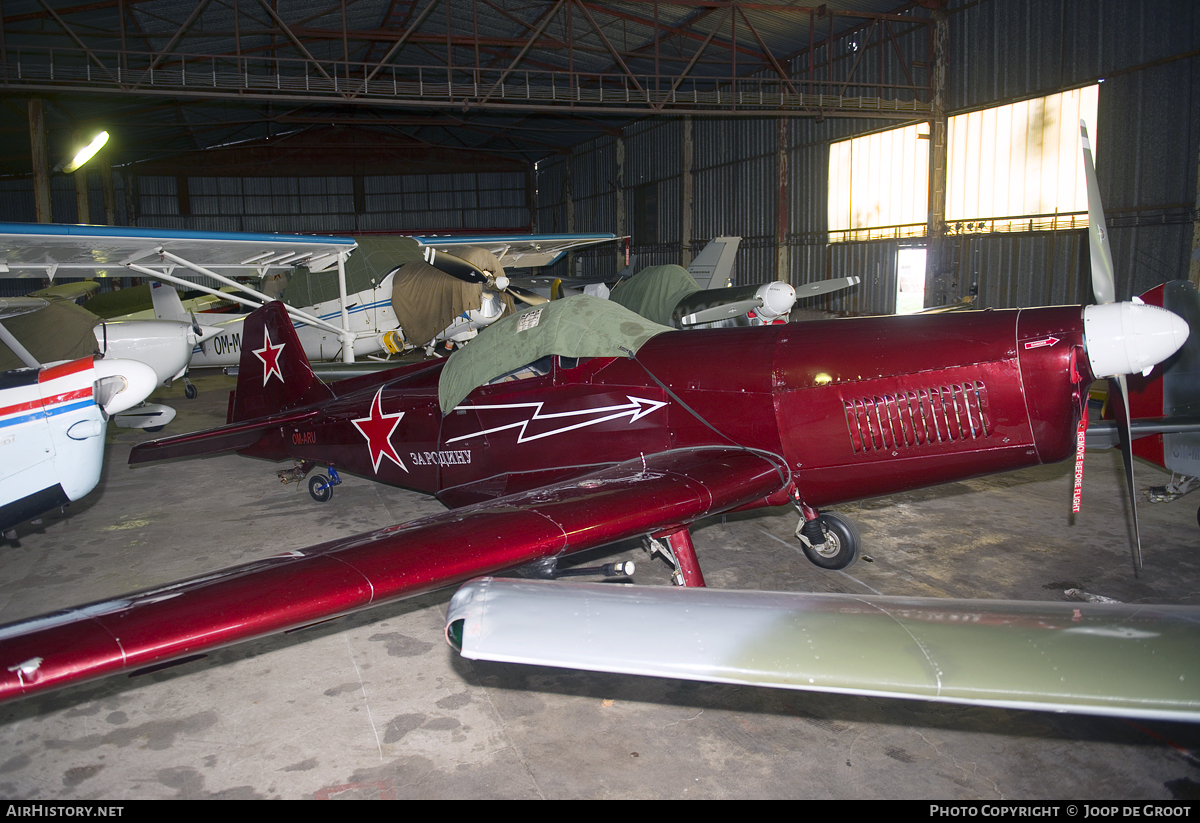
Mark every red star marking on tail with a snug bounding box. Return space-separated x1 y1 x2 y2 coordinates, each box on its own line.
352 387 407 473
253 330 286 386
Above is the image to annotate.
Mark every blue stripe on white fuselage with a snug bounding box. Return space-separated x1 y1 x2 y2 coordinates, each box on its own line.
0 399 96 430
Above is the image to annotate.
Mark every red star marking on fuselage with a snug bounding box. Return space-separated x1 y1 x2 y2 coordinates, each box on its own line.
352 387 407 473
253 330 286 386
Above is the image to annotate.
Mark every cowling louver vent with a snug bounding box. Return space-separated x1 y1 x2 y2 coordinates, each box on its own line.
844 382 990 453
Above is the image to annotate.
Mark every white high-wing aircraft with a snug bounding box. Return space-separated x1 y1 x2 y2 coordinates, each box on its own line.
0 355 158 539
0 223 367 427
166 232 621 369
0 225 619 411
0 222 361 357
0 301 158 539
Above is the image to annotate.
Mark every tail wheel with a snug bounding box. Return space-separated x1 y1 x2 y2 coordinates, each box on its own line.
308 474 333 503
800 513 861 570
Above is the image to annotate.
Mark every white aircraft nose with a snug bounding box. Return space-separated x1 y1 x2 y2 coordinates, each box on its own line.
91 358 159 415
1083 301 1190 378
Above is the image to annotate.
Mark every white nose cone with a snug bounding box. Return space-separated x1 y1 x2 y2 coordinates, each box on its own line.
92 358 158 415
1083 301 1190 378
494 275 510 292
755 282 797 320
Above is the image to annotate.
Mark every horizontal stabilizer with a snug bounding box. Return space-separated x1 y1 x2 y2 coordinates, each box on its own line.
1085 416 1200 450
129 409 319 464
448 579 1200 723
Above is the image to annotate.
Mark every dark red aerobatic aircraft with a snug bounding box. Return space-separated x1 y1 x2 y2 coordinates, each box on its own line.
0 283 1186 704
0 125 1190 704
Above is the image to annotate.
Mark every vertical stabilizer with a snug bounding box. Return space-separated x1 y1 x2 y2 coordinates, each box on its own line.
686 237 742 290
230 301 333 422
149 281 187 321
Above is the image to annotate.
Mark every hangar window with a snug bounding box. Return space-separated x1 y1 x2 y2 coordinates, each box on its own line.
946 85 1099 234
827 85 1100 243
827 124 930 243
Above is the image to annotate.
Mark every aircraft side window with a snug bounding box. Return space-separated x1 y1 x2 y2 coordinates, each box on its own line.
487 354 553 385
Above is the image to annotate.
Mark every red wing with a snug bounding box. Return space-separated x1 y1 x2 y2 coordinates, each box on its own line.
0 446 789 703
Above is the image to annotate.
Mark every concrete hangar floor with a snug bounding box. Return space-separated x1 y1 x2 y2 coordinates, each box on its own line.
0 370 1197 800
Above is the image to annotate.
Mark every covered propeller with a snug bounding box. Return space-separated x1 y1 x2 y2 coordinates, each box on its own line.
422 246 547 306
1078 121 1190 570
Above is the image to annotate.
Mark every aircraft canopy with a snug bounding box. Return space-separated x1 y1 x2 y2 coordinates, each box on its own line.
438 295 673 412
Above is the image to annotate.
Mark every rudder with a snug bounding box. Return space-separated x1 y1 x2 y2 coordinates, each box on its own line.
230 301 333 422
149 281 187 321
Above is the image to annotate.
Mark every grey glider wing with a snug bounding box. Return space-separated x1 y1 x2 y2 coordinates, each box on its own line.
447 578 1200 723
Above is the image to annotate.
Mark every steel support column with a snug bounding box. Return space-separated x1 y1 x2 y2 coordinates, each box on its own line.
777 117 789 283
924 6 948 308
681 115 693 266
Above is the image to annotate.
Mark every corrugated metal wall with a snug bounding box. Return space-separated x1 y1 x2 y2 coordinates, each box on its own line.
944 0 1199 304
2 1 1194 314
693 117 777 287
540 0 1198 314
0 169 532 237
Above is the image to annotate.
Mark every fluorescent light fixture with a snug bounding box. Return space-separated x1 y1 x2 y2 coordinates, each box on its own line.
61 131 109 173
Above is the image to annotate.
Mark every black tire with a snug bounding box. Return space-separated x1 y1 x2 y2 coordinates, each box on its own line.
800 512 861 570
145 425 164 433
184 382 198 400
308 474 333 503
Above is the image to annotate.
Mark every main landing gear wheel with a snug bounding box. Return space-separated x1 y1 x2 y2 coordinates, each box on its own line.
308 474 333 503
184 380 198 400
800 512 861 570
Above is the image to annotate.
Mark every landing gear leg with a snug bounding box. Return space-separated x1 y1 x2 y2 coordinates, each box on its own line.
645 528 706 587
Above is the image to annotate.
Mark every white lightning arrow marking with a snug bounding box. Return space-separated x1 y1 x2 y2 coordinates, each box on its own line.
446 396 667 444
